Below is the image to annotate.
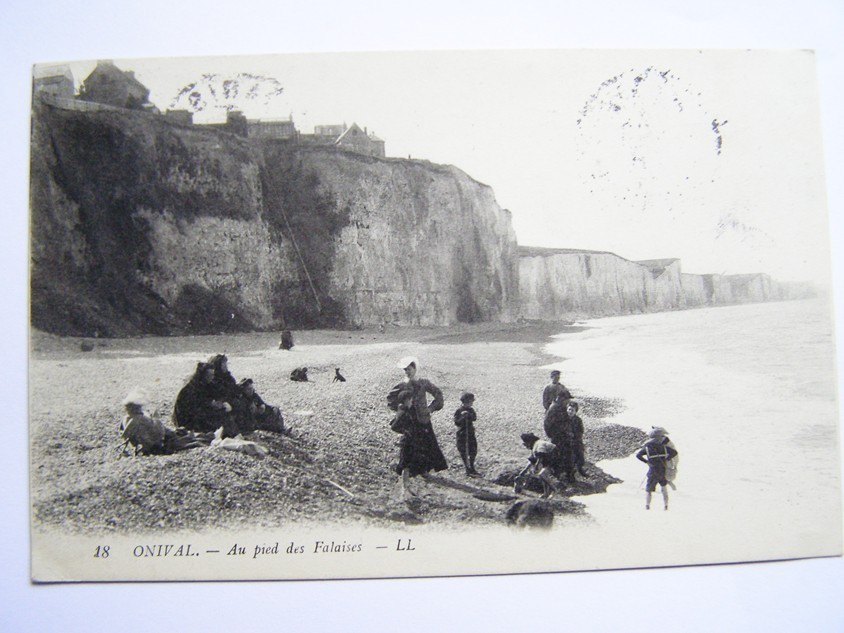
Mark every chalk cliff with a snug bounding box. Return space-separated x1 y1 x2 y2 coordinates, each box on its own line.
519 247 814 320
30 100 519 336
292 149 519 326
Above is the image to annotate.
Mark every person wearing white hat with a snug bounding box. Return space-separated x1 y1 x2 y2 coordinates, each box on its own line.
387 356 447 496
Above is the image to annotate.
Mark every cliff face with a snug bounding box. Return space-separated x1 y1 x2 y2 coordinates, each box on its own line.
519 248 815 320
30 99 812 337
30 101 519 335
294 150 519 326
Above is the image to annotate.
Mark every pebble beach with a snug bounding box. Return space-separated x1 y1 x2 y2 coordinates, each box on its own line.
29 322 647 534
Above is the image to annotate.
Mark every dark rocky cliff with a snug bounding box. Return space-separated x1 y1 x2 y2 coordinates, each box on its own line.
30 100 519 336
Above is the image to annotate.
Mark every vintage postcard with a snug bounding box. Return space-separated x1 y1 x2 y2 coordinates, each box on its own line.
29 49 841 582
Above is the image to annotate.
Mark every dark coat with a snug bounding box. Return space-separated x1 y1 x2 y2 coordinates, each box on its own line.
388 379 447 477
173 377 233 435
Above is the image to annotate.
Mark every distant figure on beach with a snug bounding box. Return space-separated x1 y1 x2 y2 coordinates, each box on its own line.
648 426 678 490
231 378 285 434
454 391 479 476
290 367 309 382
173 361 238 438
386 356 447 496
333 367 346 383
636 427 679 510
542 370 572 411
565 400 589 478
514 432 560 499
279 330 294 351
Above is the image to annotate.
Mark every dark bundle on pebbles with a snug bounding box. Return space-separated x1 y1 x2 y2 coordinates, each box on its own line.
506 499 554 528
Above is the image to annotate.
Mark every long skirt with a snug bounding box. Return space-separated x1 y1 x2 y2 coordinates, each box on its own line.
397 422 448 477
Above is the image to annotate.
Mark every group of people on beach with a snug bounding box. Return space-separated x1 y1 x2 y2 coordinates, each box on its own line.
385 358 679 508
385 359 590 499
121 347 678 510
120 354 285 457
173 354 285 438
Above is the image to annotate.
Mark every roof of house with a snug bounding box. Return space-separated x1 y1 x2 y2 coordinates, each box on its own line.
85 61 149 94
33 64 73 81
336 122 367 143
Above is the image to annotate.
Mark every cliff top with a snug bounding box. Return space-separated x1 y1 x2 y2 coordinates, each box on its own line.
636 258 680 268
518 245 622 258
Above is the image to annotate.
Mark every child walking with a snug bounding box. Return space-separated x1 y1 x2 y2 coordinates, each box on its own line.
636 427 679 510
454 392 479 475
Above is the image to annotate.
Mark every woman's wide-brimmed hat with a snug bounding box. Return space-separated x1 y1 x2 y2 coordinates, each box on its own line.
121 386 149 406
397 356 419 370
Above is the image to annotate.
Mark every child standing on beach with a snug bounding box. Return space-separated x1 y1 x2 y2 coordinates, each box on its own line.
542 369 572 411
636 427 679 510
648 426 678 490
454 392 479 476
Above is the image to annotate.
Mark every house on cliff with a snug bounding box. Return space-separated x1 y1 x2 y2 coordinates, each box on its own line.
203 110 249 137
78 60 156 112
164 109 194 126
301 122 386 157
32 65 75 99
336 123 385 157
247 116 298 140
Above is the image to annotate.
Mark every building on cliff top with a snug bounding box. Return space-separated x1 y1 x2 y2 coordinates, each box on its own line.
300 122 386 157
204 110 249 137
247 116 298 140
336 122 385 157
164 109 194 126
33 65 75 99
78 60 157 112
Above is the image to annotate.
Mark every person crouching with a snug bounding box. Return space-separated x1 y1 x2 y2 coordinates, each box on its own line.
515 432 561 499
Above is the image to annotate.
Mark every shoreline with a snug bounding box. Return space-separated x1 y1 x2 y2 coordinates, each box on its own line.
29 322 646 533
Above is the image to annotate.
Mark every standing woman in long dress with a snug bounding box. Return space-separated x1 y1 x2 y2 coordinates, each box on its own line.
387 356 447 496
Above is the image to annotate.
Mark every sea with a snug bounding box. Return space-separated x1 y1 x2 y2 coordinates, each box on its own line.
543 297 843 567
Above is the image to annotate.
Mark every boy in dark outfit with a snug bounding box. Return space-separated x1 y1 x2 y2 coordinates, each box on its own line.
454 392 479 476
636 428 679 510
542 369 572 411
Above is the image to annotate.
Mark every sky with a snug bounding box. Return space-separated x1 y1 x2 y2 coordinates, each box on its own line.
52 49 830 283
